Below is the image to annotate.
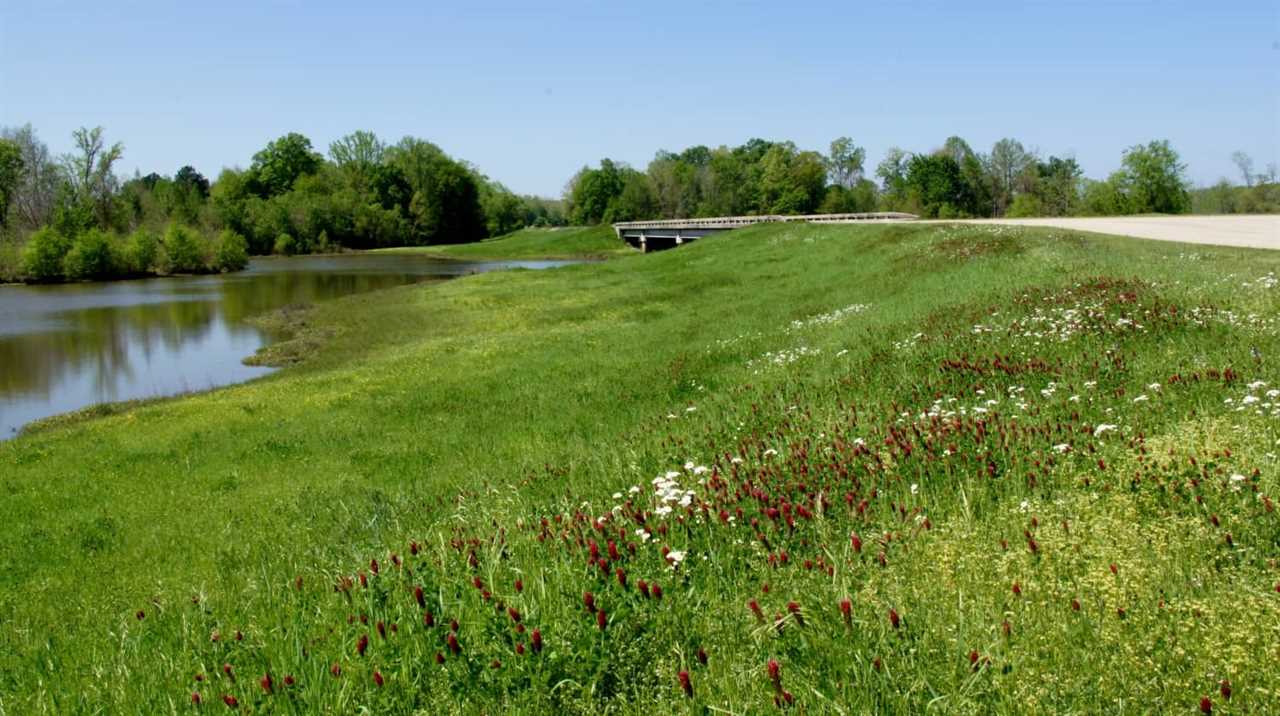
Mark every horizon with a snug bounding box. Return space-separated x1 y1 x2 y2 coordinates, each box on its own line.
2 1 1277 196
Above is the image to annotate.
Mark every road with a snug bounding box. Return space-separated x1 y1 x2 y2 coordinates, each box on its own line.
927 215 1279 250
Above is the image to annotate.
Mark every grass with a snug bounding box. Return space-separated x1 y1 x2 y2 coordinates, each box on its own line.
1 222 1277 713
377 225 634 260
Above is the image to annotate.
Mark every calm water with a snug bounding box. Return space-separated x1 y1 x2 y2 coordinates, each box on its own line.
0 253 575 438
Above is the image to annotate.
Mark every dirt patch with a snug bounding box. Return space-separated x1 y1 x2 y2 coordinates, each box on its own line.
244 303 333 367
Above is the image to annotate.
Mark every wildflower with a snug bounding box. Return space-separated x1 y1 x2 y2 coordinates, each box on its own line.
638 579 650 598
531 628 543 653
596 609 608 630
423 611 434 627
376 621 386 640
373 671 383 688
1220 680 1231 700
651 583 663 600
414 585 425 609
697 647 708 665
1011 581 1022 597
447 633 461 655
330 663 341 678
283 675 295 687
135 610 145 621
678 670 693 698
369 558 379 575
667 550 687 569
222 664 234 679
910 483 919 495
435 652 445 664
840 598 852 626
260 673 273 694
222 695 238 708
749 599 765 623
888 608 900 629
787 601 805 627
850 532 862 553
1200 696 1212 714
191 692 202 705
583 592 596 612
357 634 369 656
616 567 628 588
767 659 782 692
1093 424 1117 437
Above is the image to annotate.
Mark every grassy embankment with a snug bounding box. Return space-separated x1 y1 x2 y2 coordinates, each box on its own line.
1 222 1277 713
376 225 635 260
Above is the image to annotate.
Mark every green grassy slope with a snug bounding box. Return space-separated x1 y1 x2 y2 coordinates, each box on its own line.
379 225 635 259
1 223 1276 713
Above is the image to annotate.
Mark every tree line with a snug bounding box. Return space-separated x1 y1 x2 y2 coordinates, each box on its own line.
564 137 1279 223
0 125 567 283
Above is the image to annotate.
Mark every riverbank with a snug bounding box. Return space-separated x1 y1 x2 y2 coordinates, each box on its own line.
1 222 1276 713
379 224 634 260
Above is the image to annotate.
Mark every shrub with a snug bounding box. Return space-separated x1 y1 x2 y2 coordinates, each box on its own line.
21 227 72 281
273 232 297 256
1006 194 1043 218
62 229 120 280
215 230 249 272
162 223 205 273
123 229 159 275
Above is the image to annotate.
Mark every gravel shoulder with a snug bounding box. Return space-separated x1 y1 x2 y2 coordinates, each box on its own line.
922 215 1279 250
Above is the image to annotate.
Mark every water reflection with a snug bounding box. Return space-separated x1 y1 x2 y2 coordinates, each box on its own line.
0 254 575 437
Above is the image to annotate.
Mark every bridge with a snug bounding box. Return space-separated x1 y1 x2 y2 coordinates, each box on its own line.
612 212 918 252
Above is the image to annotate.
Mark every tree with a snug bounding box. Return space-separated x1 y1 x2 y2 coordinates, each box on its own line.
1231 151 1254 187
905 153 967 218
174 166 210 198
330 130 386 192
0 124 61 229
1117 140 1190 214
989 138 1034 215
759 143 825 214
250 132 322 197
0 139 22 228
567 160 625 224
62 126 124 227
876 147 912 208
1034 156 1083 216
826 137 866 189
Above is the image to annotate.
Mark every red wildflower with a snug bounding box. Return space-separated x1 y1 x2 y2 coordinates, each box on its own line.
850 533 862 553
283 675 295 687
678 670 693 698
516 643 525 655
423 611 435 627
608 540 620 561
330 663 341 678
447 632 460 655
369 558 379 575
969 650 979 670
410 540 420 555
583 591 596 613
373 671 383 688
414 585 425 609
1220 680 1231 700
1012 581 1022 597
1109 563 1118 576
450 618 459 632
222 694 238 708
767 659 782 692
888 608 900 629
786 601 805 627
357 634 369 656
651 583 663 600
508 607 522 623
596 609 608 630
514 578 524 593
376 621 386 640
616 567 628 589
531 628 543 653
697 647 708 665
638 580 650 598
260 673 273 694
135 610 145 621
1071 598 1081 611
191 692 201 705
1200 696 1212 714
435 652 445 664
222 663 234 679
840 598 852 626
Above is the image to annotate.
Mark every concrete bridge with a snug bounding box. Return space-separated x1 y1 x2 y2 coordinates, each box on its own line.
613 212 918 252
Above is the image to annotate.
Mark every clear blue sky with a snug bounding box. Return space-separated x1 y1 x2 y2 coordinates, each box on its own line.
3 1 1277 196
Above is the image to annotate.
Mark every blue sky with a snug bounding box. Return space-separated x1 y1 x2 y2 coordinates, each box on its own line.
2 1 1277 196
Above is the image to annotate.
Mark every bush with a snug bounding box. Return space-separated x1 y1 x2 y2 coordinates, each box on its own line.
215 230 249 272
273 232 297 256
162 223 205 273
1006 194 1043 218
21 227 72 281
123 229 159 275
62 229 120 280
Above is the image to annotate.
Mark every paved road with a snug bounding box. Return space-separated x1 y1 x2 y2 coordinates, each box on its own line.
928 216 1279 250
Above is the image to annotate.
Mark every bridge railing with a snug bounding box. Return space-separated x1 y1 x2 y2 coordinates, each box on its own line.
613 212 916 231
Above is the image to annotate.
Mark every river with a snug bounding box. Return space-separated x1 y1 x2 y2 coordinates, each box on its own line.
0 253 575 439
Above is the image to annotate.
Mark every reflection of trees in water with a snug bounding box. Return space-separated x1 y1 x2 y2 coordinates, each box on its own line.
0 269 432 400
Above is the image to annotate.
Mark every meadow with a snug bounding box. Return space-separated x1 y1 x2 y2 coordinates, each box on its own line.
0 222 1276 714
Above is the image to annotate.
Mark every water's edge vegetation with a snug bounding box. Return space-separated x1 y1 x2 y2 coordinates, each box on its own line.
1 223 1277 713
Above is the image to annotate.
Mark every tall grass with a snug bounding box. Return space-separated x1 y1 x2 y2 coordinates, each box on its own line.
0 223 1276 713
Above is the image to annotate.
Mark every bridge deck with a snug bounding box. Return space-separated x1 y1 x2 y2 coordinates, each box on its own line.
613 212 918 251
